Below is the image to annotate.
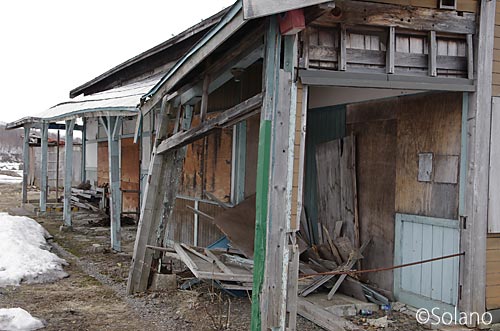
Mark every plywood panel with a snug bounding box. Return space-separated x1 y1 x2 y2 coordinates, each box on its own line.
347 117 397 294
395 92 462 220
489 98 500 233
97 141 109 186
179 114 233 203
121 138 140 214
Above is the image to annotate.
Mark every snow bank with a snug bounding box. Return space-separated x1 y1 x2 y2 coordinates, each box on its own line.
0 213 67 287
0 175 22 184
0 308 44 330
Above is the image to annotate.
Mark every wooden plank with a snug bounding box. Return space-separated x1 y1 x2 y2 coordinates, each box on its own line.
467 34 474 79
339 25 347 71
315 1 476 34
429 31 437 77
387 26 395 74
157 93 262 154
200 74 210 122
297 298 359 331
173 243 200 276
205 249 234 275
106 116 121 251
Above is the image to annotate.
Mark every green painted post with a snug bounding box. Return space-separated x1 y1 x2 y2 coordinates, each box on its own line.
251 15 281 331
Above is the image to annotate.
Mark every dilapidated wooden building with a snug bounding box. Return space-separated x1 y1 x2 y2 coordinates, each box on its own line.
125 0 500 329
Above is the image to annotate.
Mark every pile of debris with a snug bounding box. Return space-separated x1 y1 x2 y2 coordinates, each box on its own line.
70 182 105 212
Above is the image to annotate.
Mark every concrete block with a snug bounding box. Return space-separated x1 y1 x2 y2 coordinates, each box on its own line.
150 273 177 291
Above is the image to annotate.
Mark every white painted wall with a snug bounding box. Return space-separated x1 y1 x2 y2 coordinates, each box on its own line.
308 86 425 109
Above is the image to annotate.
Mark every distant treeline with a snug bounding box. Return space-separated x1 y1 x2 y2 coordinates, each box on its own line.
0 123 23 162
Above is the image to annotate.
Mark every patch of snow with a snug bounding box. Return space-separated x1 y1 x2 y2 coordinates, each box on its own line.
0 308 44 330
0 175 22 184
0 163 22 177
0 213 67 287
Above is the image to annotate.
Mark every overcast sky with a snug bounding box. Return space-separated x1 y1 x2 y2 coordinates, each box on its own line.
0 0 234 123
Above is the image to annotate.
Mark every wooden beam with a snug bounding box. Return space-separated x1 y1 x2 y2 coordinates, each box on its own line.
299 69 476 91
156 93 263 154
106 116 121 251
315 0 476 34
386 26 395 74
22 125 30 204
63 119 76 227
460 0 495 325
39 122 48 213
429 30 437 77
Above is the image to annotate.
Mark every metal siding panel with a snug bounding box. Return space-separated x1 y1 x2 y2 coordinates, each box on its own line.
421 223 433 298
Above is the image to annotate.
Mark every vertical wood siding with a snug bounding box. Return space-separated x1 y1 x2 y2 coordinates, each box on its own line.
487 235 500 310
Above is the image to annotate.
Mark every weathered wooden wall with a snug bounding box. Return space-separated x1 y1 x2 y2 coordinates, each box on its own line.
179 114 233 202
487 234 500 310
345 91 462 293
245 113 260 198
347 102 398 294
354 0 477 12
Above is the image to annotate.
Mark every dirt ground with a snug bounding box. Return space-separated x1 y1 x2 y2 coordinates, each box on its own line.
0 181 455 331
0 182 324 330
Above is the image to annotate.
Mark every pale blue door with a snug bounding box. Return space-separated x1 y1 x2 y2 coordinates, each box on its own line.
394 213 460 313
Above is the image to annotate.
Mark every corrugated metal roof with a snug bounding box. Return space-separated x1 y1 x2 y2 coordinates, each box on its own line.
6 75 162 129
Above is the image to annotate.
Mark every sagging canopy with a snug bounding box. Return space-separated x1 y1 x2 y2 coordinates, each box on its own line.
6 75 163 129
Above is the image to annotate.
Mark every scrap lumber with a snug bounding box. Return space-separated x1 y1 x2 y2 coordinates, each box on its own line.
327 240 371 300
297 298 360 331
171 243 253 283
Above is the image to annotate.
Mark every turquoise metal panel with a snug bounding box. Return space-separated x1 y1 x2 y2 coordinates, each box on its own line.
304 105 346 243
394 213 460 314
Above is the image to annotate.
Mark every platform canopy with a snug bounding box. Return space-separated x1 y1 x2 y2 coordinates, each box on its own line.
6 75 163 129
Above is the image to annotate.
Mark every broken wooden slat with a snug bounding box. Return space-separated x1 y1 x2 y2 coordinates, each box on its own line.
322 225 343 265
204 249 234 275
297 298 359 331
204 191 231 210
196 271 253 283
173 243 200 277
327 240 371 300
180 244 214 264
186 205 215 221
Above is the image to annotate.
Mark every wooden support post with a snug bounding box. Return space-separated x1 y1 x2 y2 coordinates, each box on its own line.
63 119 75 227
81 118 87 182
339 24 347 71
200 74 210 122
428 30 437 77
252 16 299 330
386 26 395 74
127 100 191 294
251 16 281 331
460 0 495 326
106 116 122 252
22 125 30 204
40 122 48 213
